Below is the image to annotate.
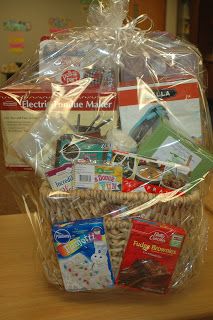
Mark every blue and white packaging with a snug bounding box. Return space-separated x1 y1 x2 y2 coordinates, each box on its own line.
52 218 114 291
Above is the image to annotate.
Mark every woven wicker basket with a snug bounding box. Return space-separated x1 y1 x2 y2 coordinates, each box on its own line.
37 181 206 291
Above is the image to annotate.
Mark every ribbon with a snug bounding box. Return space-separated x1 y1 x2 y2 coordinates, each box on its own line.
122 14 153 33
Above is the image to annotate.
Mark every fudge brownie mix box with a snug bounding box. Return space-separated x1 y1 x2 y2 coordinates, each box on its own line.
116 219 186 294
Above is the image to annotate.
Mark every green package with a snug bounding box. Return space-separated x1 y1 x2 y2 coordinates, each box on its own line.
55 134 107 167
138 119 213 183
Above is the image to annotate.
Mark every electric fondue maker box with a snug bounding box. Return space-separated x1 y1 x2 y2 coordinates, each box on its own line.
0 85 117 170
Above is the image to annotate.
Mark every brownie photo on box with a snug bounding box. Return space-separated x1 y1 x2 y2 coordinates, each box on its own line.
116 219 186 294
118 259 171 294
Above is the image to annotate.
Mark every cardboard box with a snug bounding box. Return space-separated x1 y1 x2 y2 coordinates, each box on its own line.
0 85 117 170
118 78 202 144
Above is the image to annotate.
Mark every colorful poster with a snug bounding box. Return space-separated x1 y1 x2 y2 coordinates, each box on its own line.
8 32 25 53
3 20 31 32
48 17 73 33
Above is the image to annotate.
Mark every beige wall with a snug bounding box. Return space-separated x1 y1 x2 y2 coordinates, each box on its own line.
0 0 88 66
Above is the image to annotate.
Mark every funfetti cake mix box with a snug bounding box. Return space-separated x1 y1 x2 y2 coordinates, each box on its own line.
0 85 117 170
118 77 202 145
52 217 114 291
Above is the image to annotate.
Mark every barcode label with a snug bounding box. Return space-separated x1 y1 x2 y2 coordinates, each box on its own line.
79 175 92 182
75 164 95 189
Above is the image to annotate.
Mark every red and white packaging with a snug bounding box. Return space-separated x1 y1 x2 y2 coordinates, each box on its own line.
0 86 50 171
111 150 190 194
0 86 117 170
116 219 186 294
46 163 74 192
123 178 174 194
39 39 116 90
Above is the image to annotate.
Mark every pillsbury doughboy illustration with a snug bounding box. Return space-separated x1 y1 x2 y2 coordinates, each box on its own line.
52 218 114 291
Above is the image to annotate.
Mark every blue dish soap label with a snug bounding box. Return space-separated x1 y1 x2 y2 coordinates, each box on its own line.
52 218 114 291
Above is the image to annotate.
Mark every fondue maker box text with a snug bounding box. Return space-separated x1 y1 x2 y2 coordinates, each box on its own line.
0 86 117 170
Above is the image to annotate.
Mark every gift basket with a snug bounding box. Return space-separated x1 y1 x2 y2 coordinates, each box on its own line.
1 0 213 294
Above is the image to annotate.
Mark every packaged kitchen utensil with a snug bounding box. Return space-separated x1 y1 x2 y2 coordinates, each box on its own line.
0 0 213 295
